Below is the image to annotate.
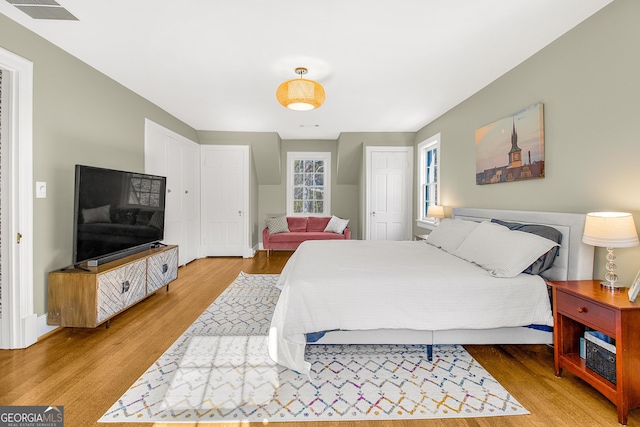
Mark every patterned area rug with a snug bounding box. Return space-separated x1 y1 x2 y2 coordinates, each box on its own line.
100 272 529 423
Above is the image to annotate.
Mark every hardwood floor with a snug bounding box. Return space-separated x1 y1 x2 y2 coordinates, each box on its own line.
0 251 636 426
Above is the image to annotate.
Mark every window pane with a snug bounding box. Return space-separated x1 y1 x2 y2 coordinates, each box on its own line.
304 200 314 213
288 153 329 216
305 161 314 173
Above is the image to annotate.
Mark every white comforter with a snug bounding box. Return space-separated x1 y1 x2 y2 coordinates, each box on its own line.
268 239 553 375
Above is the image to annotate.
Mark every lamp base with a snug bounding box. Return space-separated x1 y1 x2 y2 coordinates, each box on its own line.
600 281 625 290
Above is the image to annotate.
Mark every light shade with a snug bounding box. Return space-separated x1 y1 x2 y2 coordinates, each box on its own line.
582 212 639 248
427 205 445 219
276 68 325 111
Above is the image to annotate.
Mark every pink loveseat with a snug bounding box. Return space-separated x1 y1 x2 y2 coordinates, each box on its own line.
263 216 351 255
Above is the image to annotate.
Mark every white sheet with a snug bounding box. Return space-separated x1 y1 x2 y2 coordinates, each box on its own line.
268 239 554 375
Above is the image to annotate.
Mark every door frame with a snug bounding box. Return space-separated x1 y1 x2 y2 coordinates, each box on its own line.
200 145 251 257
0 47 37 349
364 146 414 241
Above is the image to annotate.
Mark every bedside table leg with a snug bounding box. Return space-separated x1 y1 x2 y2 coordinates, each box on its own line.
617 404 628 425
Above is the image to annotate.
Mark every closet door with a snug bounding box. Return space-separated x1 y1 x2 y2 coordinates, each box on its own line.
144 119 200 266
181 142 199 264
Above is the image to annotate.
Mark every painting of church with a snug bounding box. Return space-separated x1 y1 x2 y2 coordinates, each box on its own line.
475 103 545 185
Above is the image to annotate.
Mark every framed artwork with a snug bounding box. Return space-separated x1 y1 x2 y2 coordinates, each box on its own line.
628 270 640 302
475 103 545 185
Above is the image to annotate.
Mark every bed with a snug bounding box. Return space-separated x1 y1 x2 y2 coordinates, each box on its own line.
268 208 594 376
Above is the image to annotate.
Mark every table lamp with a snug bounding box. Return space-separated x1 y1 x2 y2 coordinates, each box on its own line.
427 205 445 224
582 212 639 289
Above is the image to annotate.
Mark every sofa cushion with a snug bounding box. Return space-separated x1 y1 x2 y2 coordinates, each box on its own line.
268 231 346 244
307 216 332 232
287 217 308 232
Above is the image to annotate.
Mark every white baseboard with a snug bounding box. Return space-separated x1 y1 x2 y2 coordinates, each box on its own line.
38 313 58 338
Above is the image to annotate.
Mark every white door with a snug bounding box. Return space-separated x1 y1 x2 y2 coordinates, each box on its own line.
181 142 199 264
366 147 413 241
0 48 37 349
201 145 248 256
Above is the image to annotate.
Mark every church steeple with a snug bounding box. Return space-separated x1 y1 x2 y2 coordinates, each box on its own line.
508 119 522 168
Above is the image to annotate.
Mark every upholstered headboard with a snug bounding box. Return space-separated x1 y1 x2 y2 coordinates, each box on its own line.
452 208 594 281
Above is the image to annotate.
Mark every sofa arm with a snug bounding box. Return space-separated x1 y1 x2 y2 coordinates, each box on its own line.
344 227 351 240
262 227 271 248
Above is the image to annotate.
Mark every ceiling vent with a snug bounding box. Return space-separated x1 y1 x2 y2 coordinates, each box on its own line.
6 0 78 20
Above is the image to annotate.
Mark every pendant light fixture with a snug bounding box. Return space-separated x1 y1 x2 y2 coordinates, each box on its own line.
276 67 325 111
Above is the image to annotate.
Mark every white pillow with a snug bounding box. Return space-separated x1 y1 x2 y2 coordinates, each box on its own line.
324 215 350 234
452 221 560 278
266 216 289 234
425 218 480 253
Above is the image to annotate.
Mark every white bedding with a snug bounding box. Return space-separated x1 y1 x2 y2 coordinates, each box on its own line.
268 239 554 375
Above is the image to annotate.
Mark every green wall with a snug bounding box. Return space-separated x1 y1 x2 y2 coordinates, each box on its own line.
2 0 637 318
0 14 199 315
414 0 640 285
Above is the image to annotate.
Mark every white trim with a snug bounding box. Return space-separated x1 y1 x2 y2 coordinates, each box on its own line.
0 47 36 349
286 151 331 217
365 146 414 240
416 133 441 229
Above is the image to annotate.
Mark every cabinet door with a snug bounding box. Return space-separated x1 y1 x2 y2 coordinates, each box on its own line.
96 259 147 323
147 247 179 293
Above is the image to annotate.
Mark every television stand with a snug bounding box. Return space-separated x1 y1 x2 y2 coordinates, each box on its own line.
47 245 178 328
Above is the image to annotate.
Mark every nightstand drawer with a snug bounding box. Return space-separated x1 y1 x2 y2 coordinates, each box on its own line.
556 291 616 335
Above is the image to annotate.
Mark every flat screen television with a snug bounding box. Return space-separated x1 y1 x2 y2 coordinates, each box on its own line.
72 165 167 266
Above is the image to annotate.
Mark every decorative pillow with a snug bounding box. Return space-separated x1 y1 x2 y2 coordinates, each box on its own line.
425 218 480 253
136 210 155 226
324 215 350 234
266 216 290 235
452 221 560 278
149 210 164 229
82 205 111 224
491 219 563 275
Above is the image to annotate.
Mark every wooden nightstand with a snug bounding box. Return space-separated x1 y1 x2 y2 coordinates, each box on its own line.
548 280 640 425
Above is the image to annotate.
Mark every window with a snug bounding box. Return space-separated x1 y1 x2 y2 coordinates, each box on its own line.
126 174 164 208
287 152 331 216
417 133 440 228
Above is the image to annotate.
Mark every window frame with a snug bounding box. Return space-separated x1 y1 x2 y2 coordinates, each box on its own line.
416 133 441 229
286 151 331 217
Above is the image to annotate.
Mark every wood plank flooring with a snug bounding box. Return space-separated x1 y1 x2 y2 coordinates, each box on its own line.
0 251 636 426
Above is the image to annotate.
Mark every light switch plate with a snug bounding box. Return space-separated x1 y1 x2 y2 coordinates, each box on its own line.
36 181 46 198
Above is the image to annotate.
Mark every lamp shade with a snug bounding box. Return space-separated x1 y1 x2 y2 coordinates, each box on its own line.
582 212 639 248
427 205 445 219
276 79 325 111
276 67 325 111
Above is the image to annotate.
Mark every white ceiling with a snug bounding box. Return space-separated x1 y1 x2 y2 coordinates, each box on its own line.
1 0 613 139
